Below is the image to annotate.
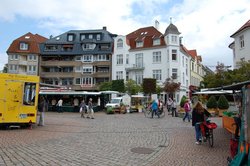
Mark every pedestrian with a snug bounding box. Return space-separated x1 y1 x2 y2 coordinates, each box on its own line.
79 99 87 118
57 98 63 113
171 99 178 117
151 99 159 118
87 98 94 119
192 101 211 145
183 99 191 122
167 98 173 115
38 96 48 126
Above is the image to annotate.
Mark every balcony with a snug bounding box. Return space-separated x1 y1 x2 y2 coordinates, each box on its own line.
92 71 110 78
125 64 145 71
92 61 111 66
40 61 81 66
40 72 75 78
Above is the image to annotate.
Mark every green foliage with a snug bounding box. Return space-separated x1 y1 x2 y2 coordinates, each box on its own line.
206 96 217 109
3 64 8 73
142 78 156 94
156 85 162 95
217 95 229 109
106 107 114 114
112 80 125 93
180 95 187 107
99 81 112 91
125 79 141 95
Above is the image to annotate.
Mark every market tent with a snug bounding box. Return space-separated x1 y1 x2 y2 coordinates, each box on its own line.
193 90 232 95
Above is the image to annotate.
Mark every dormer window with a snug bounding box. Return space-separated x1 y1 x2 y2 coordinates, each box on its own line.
80 34 86 41
20 42 28 50
136 41 143 47
153 38 160 46
89 34 93 39
67 34 74 41
117 39 123 48
96 34 101 40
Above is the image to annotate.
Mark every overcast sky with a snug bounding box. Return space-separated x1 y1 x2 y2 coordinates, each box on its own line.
0 0 250 70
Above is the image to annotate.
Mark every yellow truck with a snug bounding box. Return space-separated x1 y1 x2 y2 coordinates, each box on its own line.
0 73 39 127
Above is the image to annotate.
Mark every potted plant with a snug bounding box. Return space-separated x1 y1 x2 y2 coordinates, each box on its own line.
206 95 218 115
217 95 229 117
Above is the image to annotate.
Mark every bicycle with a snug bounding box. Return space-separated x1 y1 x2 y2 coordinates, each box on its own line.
143 105 165 118
201 119 217 147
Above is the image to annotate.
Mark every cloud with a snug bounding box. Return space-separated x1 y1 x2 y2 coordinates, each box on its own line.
0 0 249 70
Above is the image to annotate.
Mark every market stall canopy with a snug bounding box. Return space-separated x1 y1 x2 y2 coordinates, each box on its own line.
193 90 232 95
206 80 250 91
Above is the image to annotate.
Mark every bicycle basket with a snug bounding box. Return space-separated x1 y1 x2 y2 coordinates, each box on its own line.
206 122 217 129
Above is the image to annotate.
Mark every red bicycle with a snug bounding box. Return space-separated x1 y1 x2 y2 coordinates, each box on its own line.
201 119 217 147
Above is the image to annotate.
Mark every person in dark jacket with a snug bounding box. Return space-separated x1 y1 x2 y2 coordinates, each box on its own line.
192 101 211 144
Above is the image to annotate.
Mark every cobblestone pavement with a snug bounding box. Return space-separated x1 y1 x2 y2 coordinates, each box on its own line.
0 110 231 166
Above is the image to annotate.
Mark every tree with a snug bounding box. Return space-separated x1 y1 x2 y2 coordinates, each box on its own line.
218 95 229 109
180 95 187 107
125 79 141 95
112 80 125 93
163 78 181 96
98 81 112 91
142 78 156 95
3 64 8 73
206 96 217 109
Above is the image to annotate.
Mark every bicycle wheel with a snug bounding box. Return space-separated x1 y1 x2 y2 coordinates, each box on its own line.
208 129 214 147
144 109 151 118
159 109 165 118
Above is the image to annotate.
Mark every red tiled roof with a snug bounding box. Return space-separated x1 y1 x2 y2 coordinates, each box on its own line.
7 32 47 54
230 19 250 37
188 49 197 59
126 26 166 49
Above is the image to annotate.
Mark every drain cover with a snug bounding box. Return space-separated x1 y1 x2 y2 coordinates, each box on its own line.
131 147 154 154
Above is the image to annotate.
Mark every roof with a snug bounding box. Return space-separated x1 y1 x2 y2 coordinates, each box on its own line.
206 80 250 91
230 20 250 37
164 23 181 35
126 26 166 50
7 32 47 54
188 49 197 59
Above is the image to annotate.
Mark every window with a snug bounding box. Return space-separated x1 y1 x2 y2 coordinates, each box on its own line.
75 66 81 72
23 83 36 106
97 55 107 61
83 55 92 62
136 41 143 47
82 77 92 85
153 70 162 81
75 78 81 85
117 39 123 48
80 34 86 41
45 45 58 51
9 64 18 72
135 53 143 68
83 67 92 73
182 72 185 84
68 34 74 41
116 54 123 65
28 65 37 73
75 56 82 61
82 43 96 50
61 78 73 85
28 54 37 61
153 38 160 46
167 50 169 62
100 44 109 50
126 54 129 64
96 34 101 40
172 68 178 79
153 51 161 63
89 34 93 39
126 71 129 81
172 49 177 61
116 71 123 80
135 71 143 84
182 56 184 67
240 35 244 48
10 54 19 60
191 62 194 71
20 42 28 50
171 35 177 43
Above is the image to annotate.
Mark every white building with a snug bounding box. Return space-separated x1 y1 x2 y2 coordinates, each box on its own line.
229 20 250 69
112 23 191 103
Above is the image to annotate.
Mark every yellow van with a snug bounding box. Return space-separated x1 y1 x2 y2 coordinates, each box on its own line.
0 73 39 127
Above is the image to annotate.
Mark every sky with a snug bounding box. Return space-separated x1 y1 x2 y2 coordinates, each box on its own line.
0 0 250 71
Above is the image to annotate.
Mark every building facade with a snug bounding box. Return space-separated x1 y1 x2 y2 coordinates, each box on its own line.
229 20 250 69
112 24 192 102
6 32 47 75
39 27 116 91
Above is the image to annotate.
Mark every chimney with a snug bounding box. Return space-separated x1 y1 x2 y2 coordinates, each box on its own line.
179 37 183 45
103 26 107 30
155 20 159 30
50 35 53 39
